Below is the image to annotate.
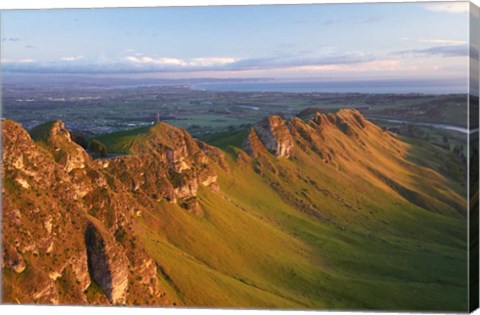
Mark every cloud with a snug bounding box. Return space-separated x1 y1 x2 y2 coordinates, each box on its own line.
190 57 239 67
418 39 467 46
1 55 240 74
296 59 413 73
393 44 469 58
1 52 377 74
402 37 467 46
1 58 36 63
231 53 374 70
423 2 469 14
126 56 186 66
60 56 84 61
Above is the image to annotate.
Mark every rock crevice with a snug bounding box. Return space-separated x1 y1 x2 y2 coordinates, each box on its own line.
85 222 129 305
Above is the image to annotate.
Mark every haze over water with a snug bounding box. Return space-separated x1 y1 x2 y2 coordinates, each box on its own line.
193 80 467 94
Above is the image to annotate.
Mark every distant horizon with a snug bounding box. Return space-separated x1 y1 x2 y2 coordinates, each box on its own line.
2 73 469 95
1 2 471 85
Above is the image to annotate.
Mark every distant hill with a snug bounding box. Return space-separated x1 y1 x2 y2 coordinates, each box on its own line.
2 109 468 310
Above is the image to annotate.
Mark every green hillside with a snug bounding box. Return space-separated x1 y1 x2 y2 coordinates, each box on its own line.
3 110 468 310
98 111 468 310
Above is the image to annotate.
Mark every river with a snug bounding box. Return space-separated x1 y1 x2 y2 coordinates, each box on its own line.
366 117 478 135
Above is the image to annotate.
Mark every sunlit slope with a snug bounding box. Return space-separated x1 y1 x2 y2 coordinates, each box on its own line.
7 109 466 310
122 110 467 310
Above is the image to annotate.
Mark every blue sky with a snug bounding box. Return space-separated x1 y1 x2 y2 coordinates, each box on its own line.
0 2 471 82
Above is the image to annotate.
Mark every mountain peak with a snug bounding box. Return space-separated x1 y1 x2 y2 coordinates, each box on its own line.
29 120 92 173
242 109 371 159
334 108 368 130
100 121 223 215
29 120 69 142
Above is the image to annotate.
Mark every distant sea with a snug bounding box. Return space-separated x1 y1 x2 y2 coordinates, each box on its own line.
192 80 467 94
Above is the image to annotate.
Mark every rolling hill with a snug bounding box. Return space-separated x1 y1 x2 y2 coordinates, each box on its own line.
1 109 468 310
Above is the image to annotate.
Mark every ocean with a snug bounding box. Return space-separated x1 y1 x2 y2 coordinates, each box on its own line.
192 80 467 94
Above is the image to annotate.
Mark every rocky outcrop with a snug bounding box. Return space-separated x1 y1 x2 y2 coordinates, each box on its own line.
242 109 374 163
4 243 26 274
70 254 91 292
242 116 294 158
2 121 91 305
2 118 227 305
30 120 92 173
108 122 222 215
254 116 294 158
85 222 129 305
196 140 229 172
2 120 174 306
102 156 176 202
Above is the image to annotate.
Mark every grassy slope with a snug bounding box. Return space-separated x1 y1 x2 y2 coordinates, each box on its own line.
102 120 468 310
201 130 249 150
95 125 152 154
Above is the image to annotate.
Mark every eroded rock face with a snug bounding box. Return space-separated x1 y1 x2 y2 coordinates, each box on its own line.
32 281 60 305
85 222 129 305
31 120 92 173
2 121 92 305
254 116 294 158
113 122 222 214
242 128 268 158
242 115 295 159
196 141 229 172
70 254 92 292
4 244 26 274
243 116 294 158
2 120 222 304
242 109 374 162
2 120 174 306
104 156 176 202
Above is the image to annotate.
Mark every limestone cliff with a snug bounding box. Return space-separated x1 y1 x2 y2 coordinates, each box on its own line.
243 115 294 158
2 120 176 306
104 122 222 215
242 109 375 162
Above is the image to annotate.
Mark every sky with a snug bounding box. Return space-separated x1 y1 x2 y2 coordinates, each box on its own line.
0 1 472 84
